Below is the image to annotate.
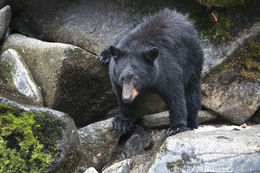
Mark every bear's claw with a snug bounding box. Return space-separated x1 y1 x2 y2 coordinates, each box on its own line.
112 115 134 134
98 48 112 65
167 126 190 136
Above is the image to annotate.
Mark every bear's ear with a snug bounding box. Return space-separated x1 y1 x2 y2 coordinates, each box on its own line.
144 47 159 63
109 45 123 57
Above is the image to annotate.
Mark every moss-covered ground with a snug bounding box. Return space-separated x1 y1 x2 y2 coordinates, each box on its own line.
0 104 64 173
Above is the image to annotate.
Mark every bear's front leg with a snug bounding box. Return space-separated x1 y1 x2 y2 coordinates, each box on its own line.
159 83 190 136
112 83 136 134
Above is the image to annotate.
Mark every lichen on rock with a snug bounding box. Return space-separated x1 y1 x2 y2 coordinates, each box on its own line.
0 104 64 173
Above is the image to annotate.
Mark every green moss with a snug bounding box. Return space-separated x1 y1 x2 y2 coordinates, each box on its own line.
204 40 260 84
0 104 64 173
240 41 260 80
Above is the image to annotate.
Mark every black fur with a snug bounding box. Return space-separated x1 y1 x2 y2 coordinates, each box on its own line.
99 9 203 136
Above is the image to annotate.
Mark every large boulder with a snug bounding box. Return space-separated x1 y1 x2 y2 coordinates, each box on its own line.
144 125 260 172
102 159 133 173
0 49 43 105
8 0 260 55
78 118 122 171
0 97 82 173
202 22 260 124
0 5 11 40
1 34 115 126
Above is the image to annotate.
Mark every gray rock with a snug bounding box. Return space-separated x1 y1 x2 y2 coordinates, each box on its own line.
202 81 260 124
0 97 82 173
202 23 260 125
78 118 122 170
140 110 217 129
0 5 11 40
0 49 43 105
1 33 115 126
84 167 98 173
144 125 260 173
102 159 133 173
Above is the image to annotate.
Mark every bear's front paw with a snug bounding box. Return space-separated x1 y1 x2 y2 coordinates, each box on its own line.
98 48 112 65
167 126 190 136
112 115 134 134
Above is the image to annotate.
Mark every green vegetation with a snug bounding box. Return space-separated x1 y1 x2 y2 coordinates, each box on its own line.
240 41 260 80
203 40 260 83
0 104 64 173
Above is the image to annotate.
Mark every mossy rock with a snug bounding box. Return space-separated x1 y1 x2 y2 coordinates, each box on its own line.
0 97 82 173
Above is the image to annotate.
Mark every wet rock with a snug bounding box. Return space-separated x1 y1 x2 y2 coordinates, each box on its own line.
140 110 217 129
102 159 133 173
0 97 82 173
123 125 154 159
145 125 260 173
84 167 98 173
202 23 260 125
1 33 115 126
78 118 122 170
0 49 43 105
0 5 11 40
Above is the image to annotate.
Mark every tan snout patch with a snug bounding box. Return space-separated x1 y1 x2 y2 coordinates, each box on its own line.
122 78 139 103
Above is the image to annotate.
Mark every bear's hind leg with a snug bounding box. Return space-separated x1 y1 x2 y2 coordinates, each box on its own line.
185 79 201 129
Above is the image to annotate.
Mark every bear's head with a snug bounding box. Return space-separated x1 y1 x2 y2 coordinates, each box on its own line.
108 45 160 103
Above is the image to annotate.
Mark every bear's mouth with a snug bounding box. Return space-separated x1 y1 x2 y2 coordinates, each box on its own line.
122 79 139 103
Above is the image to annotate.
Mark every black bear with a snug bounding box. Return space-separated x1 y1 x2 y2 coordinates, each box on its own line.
99 9 203 136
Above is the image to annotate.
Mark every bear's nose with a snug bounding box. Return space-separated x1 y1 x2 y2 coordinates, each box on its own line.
122 95 132 103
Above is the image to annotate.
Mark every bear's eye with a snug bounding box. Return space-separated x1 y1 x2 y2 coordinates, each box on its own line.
120 77 125 82
132 77 137 83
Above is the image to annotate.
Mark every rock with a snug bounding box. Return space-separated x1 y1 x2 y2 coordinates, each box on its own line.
1 33 115 126
140 110 217 129
123 125 154 159
202 23 260 125
8 0 260 56
202 21 260 76
0 49 43 105
144 125 260 173
84 167 98 173
0 5 11 40
8 0 135 54
0 84 38 106
0 97 82 173
78 118 122 170
102 159 133 173
198 110 218 123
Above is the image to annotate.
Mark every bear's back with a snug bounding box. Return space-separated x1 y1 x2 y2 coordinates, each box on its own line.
117 9 198 50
